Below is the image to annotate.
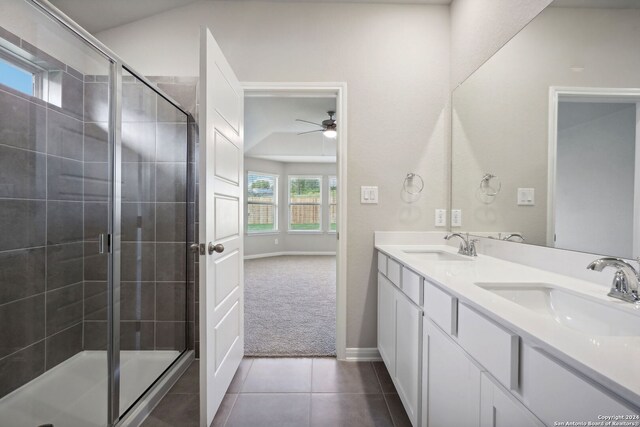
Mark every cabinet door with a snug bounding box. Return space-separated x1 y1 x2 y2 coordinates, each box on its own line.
481 373 543 427
395 292 422 426
378 272 396 371
425 318 481 427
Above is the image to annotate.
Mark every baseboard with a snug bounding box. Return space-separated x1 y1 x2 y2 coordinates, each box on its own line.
244 251 336 260
344 347 382 361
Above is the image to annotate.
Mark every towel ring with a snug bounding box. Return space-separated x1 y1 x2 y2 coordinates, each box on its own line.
479 173 501 197
403 173 424 195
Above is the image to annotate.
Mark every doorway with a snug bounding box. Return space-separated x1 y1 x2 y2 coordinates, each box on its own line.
548 87 640 257
243 83 347 358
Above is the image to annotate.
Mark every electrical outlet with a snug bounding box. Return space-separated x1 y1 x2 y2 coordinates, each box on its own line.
517 188 535 206
435 209 447 227
451 209 462 227
274 238 279 245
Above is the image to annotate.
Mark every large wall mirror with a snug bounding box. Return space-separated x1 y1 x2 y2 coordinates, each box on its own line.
451 0 640 259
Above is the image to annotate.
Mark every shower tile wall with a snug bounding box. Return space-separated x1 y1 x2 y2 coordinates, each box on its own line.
82 75 189 354
0 62 86 397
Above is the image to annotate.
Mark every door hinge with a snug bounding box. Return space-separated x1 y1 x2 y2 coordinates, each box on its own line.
337 232 340 240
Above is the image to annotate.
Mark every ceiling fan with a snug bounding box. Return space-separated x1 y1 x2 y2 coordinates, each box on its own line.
295 110 337 138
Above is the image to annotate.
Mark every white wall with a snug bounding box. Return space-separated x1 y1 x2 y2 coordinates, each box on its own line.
97 0 450 348
556 102 636 257
244 157 337 257
450 0 551 88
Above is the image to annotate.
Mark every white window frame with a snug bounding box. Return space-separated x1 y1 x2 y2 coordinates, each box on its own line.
247 171 279 234
328 175 337 234
288 175 323 233
0 50 47 99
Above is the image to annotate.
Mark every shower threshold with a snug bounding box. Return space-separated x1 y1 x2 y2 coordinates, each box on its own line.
0 350 180 427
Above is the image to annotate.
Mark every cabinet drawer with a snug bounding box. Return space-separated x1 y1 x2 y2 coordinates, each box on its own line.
402 267 423 306
424 281 457 335
378 251 388 276
521 345 638 426
387 258 402 287
458 303 519 390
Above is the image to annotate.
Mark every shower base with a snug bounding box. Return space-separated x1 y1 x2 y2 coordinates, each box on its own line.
0 350 180 427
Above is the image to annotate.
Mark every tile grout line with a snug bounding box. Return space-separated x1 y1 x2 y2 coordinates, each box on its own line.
372 361 397 426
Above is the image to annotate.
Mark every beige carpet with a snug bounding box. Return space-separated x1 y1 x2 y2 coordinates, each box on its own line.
244 255 336 356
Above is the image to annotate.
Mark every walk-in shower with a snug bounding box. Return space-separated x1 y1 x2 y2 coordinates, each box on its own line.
0 1 195 426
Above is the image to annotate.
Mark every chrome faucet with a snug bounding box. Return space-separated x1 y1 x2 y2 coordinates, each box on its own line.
503 233 525 242
586 257 640 304
444 233 478 257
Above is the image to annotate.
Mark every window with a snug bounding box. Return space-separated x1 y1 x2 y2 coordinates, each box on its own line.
289 176 322 231
329 176 337 231
247 172 278 233
0 57 35 96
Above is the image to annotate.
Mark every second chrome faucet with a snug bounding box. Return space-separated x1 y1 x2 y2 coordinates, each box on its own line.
444 233 478 257
587 257 640 304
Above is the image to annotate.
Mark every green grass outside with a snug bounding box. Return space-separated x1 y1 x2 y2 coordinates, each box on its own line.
249 223 337 231
248 223 275 232
290 223 321 231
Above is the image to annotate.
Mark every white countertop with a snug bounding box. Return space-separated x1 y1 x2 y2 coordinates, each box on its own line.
375 244 640 408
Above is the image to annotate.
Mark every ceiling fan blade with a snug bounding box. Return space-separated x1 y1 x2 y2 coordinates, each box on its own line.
295 119 323 127
297 129 323 135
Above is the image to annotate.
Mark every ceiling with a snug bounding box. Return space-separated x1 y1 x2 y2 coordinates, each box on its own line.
245 96 337 163
49 0 452 34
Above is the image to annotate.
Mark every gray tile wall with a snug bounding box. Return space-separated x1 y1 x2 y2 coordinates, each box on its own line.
0 64 87 398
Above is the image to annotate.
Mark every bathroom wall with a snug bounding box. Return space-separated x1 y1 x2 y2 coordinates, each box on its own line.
449 0 552 88
0 26 88 397
96 1 450 349
244 157 337 257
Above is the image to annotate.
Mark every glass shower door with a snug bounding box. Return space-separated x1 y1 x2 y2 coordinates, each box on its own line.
117 68 188 417
0 0 113 426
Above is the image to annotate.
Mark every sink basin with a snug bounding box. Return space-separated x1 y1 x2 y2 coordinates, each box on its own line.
401 250 473 262
475 282 640 337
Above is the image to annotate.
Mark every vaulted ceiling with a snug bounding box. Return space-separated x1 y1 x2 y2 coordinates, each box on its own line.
49 0 452 34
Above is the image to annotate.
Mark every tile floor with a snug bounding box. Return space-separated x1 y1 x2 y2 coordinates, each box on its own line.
141 358 412 427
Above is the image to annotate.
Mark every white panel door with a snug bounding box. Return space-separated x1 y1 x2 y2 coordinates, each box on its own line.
199 27 244 427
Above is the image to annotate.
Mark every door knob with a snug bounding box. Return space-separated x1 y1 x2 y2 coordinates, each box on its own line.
189 243 200 253
208 242 224 254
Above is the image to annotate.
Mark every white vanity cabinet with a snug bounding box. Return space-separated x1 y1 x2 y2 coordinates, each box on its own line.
376 248 640 427
480 373 543 427
423 317 481 427
395 291 422 425
377 272 396 369
377 256 422 427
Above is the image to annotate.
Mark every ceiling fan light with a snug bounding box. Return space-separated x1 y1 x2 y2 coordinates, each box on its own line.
323 129 337 138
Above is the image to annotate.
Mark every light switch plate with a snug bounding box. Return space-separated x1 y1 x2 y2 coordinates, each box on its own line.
517 188 535 206
361 186 378 204
451 209 462 227
435 209 447 227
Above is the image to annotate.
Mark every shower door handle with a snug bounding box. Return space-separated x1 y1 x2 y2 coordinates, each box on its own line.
98 233 111 254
